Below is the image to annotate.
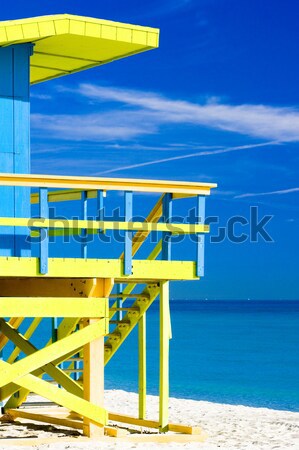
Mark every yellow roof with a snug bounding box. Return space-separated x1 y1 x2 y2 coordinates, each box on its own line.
0 14 159 84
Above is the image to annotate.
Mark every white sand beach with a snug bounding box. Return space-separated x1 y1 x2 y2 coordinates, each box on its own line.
0 389 299 450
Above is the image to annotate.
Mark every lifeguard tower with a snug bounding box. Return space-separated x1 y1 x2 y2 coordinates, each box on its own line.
0 14 216 442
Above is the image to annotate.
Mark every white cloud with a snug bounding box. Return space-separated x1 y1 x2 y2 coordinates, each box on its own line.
77 83 299 142
31 110 157 141
32 83 299 144
235 187 299 198
30 93 52 100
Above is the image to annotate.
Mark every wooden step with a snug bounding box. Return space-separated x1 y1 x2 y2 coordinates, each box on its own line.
110 293 150 300
109 320 131 325
109 307 139 312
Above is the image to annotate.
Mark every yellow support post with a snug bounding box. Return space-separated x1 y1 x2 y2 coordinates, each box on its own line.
138 313 146 419
83 319 106 437
159 281 170 432
83 278 112 437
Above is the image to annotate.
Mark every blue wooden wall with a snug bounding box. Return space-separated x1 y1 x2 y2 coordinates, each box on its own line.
0 44 33 256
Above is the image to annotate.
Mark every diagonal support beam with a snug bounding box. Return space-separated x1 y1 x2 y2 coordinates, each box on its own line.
0 360 107 426
0 319 83 398
7 318 42 364
0 318 24 350
4 317 82 409
0 319 106 388
0 349 85 403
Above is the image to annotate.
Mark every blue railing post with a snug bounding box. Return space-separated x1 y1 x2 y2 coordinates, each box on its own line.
97 189 104 233
162 193 172 260
124 191 133 275
196 195 206 277
81 191 87 258
39 187 49 275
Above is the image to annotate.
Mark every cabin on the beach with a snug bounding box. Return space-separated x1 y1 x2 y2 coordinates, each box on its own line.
0 14 216 441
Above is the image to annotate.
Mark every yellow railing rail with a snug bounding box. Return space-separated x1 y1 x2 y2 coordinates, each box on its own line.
0 217 209 234
0 173 217 196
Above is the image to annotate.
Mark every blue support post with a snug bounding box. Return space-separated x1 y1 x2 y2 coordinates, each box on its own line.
124 191 133 275
81 191 87 258
196 195 206 277
39 188 49 275
74 354 80 381
162 193 172 260
52 317 58 343
52 318 63 387
0 44 33 256
116 283 123 321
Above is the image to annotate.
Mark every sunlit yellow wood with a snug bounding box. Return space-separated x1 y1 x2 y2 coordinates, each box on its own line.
0 216 209 234
0 297 107 317
159 281 170 432
0 172 217 195
0 360 108 426
138 313 146 419
105 284 160 364
3 317 81 408
0 278 104 298
83 319 106 436
108 412 204 435
0 258 198 280
0 320 106 388
6 408 129 436
7 408 84 430
0 319 83 399
0 318 24 351
0 14 159 84
7 318 42 364
83 279 112 437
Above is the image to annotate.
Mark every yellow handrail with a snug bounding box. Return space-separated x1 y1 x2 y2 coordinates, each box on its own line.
0 217 209 234
0 173 217 196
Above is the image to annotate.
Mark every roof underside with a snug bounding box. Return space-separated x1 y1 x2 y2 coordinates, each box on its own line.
0 14 159 84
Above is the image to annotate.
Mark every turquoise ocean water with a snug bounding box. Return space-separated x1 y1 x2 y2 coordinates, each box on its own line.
5 300 299 412
105 300 299 412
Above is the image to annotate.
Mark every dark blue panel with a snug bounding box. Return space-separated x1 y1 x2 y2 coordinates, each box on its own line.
0 44 32 256
13 44 32 98
0 47 13 96
0 97 14 153
0 154 14 256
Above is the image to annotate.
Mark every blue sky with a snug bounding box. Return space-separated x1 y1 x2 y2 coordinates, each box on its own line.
2 1 299 299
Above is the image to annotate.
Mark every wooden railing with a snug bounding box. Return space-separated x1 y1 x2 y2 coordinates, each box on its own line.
0 173 217 276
